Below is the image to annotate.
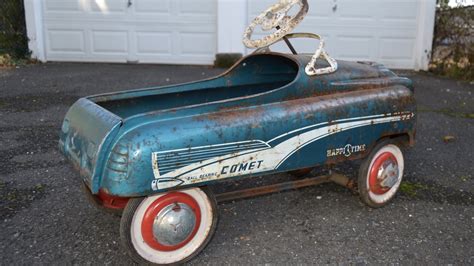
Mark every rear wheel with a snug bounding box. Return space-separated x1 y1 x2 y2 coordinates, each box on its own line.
120 187 218 265
358 141 404 208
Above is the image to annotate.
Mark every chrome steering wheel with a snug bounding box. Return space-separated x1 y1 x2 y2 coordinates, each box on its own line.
242 0 309 49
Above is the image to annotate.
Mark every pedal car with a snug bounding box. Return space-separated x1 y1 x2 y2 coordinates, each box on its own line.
59 0 416 264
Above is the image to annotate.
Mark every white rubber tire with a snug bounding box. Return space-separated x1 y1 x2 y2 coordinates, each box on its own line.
120 187 218 265
358 141 404 208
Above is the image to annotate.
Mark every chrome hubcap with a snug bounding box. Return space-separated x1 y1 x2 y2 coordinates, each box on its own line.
377 159 399 188
152 203 196 246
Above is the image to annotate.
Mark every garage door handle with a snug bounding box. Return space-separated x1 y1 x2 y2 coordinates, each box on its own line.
127 0 132 7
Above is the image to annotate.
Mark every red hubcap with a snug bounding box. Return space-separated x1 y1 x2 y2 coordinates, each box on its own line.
141 192 201 251
369 152 399 195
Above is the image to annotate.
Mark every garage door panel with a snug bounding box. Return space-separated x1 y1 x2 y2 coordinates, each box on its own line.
134 0 171 14
178 0 216 15
247 0 271 16
180 33 216 55
301 17 417 30
43 0 217 64
47 30 86 53
249 0 334 17
377 27 417 39
91 31 129 54
136 32 172 55
247 0 422 69
134 24 216 35
90 0 128 13
379 37 415 60
334 36 374 60
378 1 418 19
44 0 82 13
337 0 375 19
308 0 335 16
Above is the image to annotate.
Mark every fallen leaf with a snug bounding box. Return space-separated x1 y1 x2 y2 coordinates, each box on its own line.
443 135 455 143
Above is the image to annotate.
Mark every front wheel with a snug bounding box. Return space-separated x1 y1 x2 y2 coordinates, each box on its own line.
358 141 405 208
120 187 218 265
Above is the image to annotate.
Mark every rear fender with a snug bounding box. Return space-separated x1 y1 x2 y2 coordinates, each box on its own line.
59 98 122 193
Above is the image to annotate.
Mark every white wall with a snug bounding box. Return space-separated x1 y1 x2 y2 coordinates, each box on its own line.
24 0 46 62
240 0 437 70
217 0 247 54
24 0 436 70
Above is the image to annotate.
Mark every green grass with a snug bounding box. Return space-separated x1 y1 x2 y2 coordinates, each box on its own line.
399 182 428 197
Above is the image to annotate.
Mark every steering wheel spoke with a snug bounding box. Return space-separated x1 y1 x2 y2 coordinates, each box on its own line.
243 1 337 76
243 0 308 49
259 32 338 76
305 49 338 76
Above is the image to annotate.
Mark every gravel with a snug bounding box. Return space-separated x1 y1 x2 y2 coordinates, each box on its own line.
0 63 472 264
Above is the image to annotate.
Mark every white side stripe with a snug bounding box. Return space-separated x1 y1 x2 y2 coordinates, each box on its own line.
152 113 413 190
267 113 388 143
154 139 269 154
274 116 402 168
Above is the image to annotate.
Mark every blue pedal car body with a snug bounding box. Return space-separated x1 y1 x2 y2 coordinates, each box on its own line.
59 53 416 197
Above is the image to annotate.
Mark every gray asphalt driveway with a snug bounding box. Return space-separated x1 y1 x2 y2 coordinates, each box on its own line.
0 63 473 264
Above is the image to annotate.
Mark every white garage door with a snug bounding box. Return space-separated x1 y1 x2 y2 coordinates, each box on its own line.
43 0 217 64
248 0 426 69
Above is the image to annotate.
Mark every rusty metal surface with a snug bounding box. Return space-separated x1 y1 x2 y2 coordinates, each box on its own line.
215 172 356 203
59 50 416 197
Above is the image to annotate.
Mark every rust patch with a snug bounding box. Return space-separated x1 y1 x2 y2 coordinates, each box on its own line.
203 106 266 125
215 171 356 203
216 174 331 202
280 86 414 121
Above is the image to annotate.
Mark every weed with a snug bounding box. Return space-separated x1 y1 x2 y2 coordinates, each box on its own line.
400 182 428 197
